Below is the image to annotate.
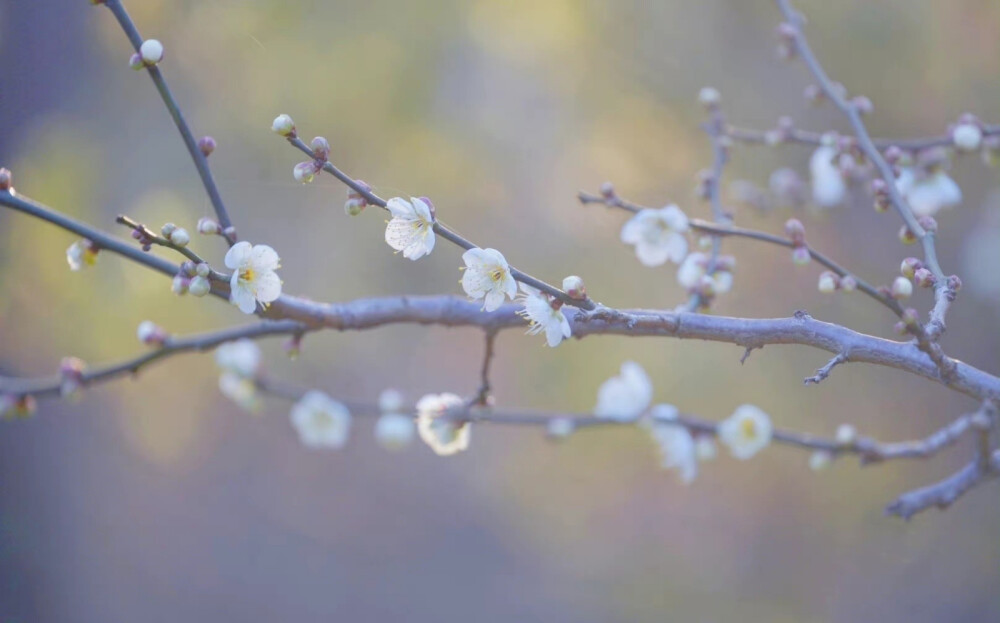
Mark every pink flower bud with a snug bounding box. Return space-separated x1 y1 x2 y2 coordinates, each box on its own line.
198 136 216 157
784 218 806 245
818 271 839 294
0 168 11 192
913 268 936 288
293 161 319 184
898 225 918 245
791 246 811 265
310 136 330 161
840 275 858 292
562 275 586 299
900 258 921 279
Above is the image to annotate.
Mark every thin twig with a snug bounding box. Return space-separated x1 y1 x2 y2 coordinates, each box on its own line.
285 135 593 311
803 352 847 384
727 124 1000 152
885 450 1000 520
101 0 236 244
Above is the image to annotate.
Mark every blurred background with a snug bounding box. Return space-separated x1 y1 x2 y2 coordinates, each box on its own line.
1 0 999 621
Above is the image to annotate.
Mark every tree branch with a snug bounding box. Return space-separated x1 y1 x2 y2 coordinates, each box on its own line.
101 0 236 243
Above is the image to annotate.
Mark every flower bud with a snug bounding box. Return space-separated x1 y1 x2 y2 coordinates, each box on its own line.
599 181 615 199
180 261 197 276
784 218 806 245
891 276 913 299
546 417 575 440
818 271 839 293
310 136 330 161
197 217 220 235
947 275 963 292
851 96 873 116
344 198 366 216
169 228 190 247
139 39 164 65
900 307 920 329
898 225 918 245
271 114 296 137
697 87 721 108
379 389 406 413
883 145 904 165
913 268 935 288
900 258 921 279
785 247 807 266
171 274 189 295
59 357 86 400
198 136 216 157
952 123 982 152
136 320 167 346
918 215 938 233
188 275 210 297
283 334 302 359
809 450 832 471
835 424 857 445
0 168 11 192
160 222 177 237
293 161 318 184
562 275 586 299
839 275 857 292
128 52 144 71
1 394 37 420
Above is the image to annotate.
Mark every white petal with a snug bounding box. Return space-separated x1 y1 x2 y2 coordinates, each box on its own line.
224 241 252 270
810 146 846 207
250 245 280 271
462 247 492 268
386 197 415 219
483 289 506 312
231 286 258 314
620 211 650 244
634 241 672 267
660 205 689 232
254 271 282 303
462 269 492 299
410 197 433 222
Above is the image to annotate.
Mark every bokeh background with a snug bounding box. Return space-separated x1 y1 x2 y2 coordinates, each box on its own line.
2 0 999 621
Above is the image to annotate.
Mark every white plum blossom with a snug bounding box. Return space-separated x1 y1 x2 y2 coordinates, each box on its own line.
271 114 295 137
648 420 697 484
215 339 262 379
290 391 351 449
375 389 415 450
810 145 847 207
66 240 98 271
461 248 517 312
594 361 653 421
385 197 436 260
896 168 962 217
416 392 470 456
218 373 259 412
677 252 733 295
718 404 773 460
516 283 571 347
224 241 282 314
620 205 690 267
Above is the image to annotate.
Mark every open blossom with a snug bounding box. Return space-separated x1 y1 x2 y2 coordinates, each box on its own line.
516 283 571 347
66 240 98 271
718 404 773 459
810 145 846 207
385 197 435 260
620 205 690 266
896 168 962 217
641 404 696 484
461 248 517 312
224 241 282 314
215 339 261 379
677 252 733 294
416 393 470 456
290 391 351 449
594 361 652 421
218 373 259 412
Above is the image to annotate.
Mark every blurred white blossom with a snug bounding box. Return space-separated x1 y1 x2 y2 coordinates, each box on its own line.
290 391 351 449
718 404 773 459
594 361 652 421
810 146 846 207
620 205 690 266
416 393 470 456
215 339 261 379
896 168 961 217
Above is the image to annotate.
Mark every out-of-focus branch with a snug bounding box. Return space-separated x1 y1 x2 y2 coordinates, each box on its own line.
726 123 1000 151
114 215 227 280
773 0 959 383
885 450 1000 520
285 136 592 311
0 321 305 398
100 0 236 244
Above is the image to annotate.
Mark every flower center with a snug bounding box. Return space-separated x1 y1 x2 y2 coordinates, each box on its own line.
489 267 505 283
239 268 255 282
741 417 757 439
